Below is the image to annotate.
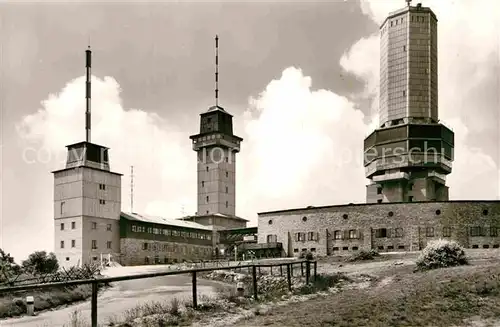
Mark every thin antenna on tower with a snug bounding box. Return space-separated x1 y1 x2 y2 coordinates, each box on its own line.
406 0 412 6
130 166 134 213
85 44 92 143
215 35 219 107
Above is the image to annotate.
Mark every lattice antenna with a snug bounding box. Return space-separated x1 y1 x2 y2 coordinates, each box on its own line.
215 35 219 107
85 44 92 142
130 166 134 213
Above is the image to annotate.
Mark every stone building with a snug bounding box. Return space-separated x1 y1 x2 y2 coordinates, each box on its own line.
119 213 213 265
258 201 500 257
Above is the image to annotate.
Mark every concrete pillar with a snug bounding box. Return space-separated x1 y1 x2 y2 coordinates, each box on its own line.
26 296 34 316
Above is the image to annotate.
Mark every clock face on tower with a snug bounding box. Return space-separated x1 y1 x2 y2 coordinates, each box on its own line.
201 114 216 133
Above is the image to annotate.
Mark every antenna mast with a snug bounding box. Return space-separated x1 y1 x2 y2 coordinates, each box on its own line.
406 0 412 6
130 166 134 213
85 45 92 143
215 35 219 107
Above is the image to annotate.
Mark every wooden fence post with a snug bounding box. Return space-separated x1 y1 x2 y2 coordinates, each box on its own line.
305 261 310 284
91 281 98 327
301 262 304 276
313 261 317 281
280 264 283 276
252 265 258 300
287 264 292 291
192 271 197 309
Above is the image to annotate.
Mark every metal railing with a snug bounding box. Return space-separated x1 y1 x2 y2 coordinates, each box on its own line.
0 259 317 327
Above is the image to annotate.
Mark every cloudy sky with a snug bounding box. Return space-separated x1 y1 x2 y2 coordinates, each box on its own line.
1 0 499 261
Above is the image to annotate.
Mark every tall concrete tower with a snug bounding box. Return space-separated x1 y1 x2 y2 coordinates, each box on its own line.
189 36 243 217
364 1 454 203
52 47 122 269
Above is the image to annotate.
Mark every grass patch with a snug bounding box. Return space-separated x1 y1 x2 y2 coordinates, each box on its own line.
232 263 500 327
0 283 109 319
295 272 351 295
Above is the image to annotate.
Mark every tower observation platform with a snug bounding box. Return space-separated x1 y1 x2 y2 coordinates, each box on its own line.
364 1 454 203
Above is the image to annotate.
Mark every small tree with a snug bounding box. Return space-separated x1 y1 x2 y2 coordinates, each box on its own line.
22 251 59 275
0 248 21 280
416 239 468 271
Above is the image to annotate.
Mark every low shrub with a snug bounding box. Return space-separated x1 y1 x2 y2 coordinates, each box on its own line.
416 239 468 271
299 251 314 260
346 249 380 262
296 272 350 294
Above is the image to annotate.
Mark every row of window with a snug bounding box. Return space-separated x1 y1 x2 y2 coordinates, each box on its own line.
299 226 499 241
294 232 319 242
201 182 229 194
130 225 212 240
60 222 112 231
141 242 211 255
60 239 112 250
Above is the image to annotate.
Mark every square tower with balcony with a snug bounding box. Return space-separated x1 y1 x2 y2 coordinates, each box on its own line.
364 2 454 203
190 106 243 217
52 142 122 268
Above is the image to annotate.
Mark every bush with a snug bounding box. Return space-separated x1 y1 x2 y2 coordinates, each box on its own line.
299 251 314 260
21 251 59 275
416 239 468 271
346 249 380 262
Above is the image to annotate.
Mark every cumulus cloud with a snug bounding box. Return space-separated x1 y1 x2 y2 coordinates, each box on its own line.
14 0 499 258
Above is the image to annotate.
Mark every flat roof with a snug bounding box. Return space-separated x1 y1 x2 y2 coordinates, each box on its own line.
121 212 213 231
51 166 123 176
179 213 249 222
258 200 500 216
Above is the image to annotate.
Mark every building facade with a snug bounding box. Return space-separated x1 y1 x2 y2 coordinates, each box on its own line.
53 142 122 269
258 201 500 257
364 2 453 203
53 45 250 269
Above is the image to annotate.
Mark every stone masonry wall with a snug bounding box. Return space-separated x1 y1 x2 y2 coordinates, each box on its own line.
120 238 212 266
258 201 500 257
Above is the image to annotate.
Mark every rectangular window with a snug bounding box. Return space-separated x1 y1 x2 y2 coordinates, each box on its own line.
60 202 65 215
443 227 452 237
226 172 229 178
91 222 97 230
267 234 277 243
395 228 403 237
106 224 112 231
375 228 387 238
426 227 435 237
470 226 485 237
349 230 357 239
206 166 209 172
132 225 137 232
143 242 148 250
307 232 318 241
99 184 106 190
334 230 342 240
377 187 382 195
71 221 76 229
403 45 406 51
295 232 306 242
206 196 209 203
293 248 299 253
60 240 64 248
91 240 97 249
71 240 76 248
60 223 65 231
225 201 228 208
107 241 112 249
99 199 106 205
201 181 205 187
491 227 498 237
225 186 228 193
409 196 413 202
